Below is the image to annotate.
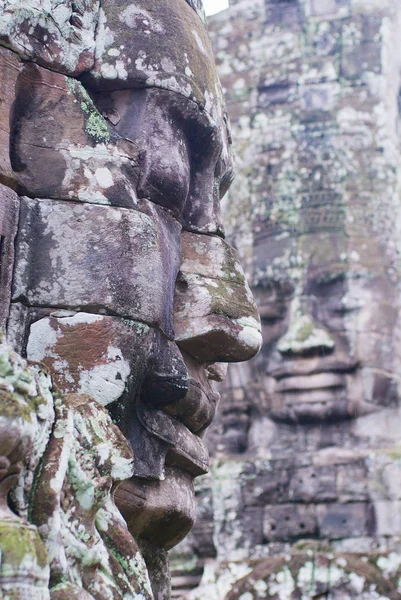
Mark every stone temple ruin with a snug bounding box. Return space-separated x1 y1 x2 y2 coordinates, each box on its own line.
171 0 401 599
2 0 401 599
0 1 262 598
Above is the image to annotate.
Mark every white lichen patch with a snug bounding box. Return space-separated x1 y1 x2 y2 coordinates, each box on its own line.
27 318 60 362
269 566 295 599
377 552 401 577
95 167 114 188
77 346 130 407
237 319 263 353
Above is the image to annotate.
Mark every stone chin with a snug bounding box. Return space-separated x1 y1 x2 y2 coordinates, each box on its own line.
115 466 196 550
114 354 221 550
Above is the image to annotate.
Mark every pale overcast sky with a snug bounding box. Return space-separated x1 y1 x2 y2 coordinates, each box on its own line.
204 0 229 16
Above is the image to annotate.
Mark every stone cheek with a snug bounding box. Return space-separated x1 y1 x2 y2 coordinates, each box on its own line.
9 62 141 207
12 197 181 339
26 314 154 408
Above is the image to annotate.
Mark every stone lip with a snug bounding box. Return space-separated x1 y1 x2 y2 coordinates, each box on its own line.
115 465 197 550
271 358 359 379
275 372 346 393
268 360 369 423
136 401 210 477
162 375 220 434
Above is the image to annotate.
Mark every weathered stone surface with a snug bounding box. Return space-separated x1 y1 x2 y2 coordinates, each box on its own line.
31 392 153 599
26 313 154 405
0 0 100 76
0 337 51 599
264 504 318 542
172 0 401 597
13 198 181 338
174 231 262 362
9 62 145 206
0 184 19 329
0 519 50 599
218 550 401 600
317 502 372 539
0 47 22 186
0 336 154 599
84 0 224 124
288 465 337 503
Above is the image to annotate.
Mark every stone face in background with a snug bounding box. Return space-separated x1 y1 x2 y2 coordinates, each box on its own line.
171 0 401 598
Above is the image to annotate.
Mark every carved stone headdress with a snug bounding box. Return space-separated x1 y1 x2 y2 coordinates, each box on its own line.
185 0 206 22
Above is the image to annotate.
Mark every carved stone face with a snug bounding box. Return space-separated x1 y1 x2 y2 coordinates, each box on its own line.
252 214 401 423
3 0 261 550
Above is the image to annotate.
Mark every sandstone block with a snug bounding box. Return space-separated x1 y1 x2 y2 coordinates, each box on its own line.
337 461 368 502
174 231 261 362
241 506 264 545
83 0 222 123
288 466 338 503
266 2 304 30
341 42 382 80
10 63 140 207
310 0 350 18
373 500 401 536
0 185 19 329
0 0 99 76
317 503 372 539
263 504 318 542
242 470 290 506
26 313 154 407
13 198 181 338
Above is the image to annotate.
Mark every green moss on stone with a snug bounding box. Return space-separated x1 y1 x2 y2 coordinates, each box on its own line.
67 78 110 143
0 521 48 569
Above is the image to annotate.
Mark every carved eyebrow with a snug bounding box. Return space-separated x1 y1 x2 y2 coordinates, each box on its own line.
312 271 346 286
255 279 295 297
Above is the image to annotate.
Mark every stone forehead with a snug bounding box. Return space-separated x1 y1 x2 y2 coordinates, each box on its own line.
88 0 224 125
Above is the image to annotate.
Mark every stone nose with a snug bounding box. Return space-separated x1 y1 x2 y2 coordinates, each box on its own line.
277 307 335 356
173 231 262 363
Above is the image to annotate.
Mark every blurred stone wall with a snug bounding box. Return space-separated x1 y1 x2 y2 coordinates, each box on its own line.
171 1 401 598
